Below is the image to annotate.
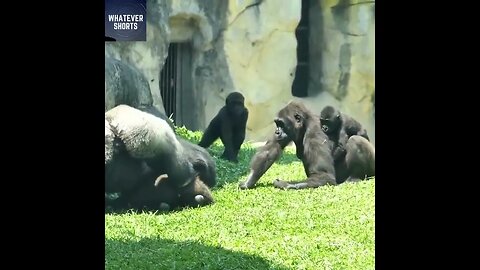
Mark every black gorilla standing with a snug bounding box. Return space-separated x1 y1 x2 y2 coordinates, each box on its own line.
198 92 249 162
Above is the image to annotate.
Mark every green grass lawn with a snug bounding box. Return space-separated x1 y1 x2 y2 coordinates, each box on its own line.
105 127 375 270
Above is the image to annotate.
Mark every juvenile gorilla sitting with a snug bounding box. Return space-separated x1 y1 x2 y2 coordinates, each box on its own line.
320 105 374 183
239 101 337 189
320 105 369 161
240 101 376 189
198 92 248 162
105 105 216 211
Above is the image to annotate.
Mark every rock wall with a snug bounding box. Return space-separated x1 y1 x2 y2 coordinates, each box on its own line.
221 0 301 142
105 57 153 111
308 0 375 144
105 0 170 115
105 0 233 129
105 0 375 145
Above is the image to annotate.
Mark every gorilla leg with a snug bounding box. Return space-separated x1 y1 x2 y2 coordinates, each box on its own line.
272 172 336 189
232 128 246 161
198 120 221 149
198 125 220 148
219 121 237 162
344 135 375 182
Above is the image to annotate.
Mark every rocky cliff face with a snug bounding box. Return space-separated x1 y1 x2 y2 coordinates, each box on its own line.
105 57 154 112
308 0 375 144
105 0 375 145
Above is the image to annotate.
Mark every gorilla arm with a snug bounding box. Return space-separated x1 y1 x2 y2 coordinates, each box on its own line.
239 128 291 189
332 128 349 162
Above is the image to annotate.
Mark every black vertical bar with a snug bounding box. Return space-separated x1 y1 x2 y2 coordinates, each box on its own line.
170 44 173 117
174 43 177 122
176 43 181 127
161 53 165 114
171 44 174 119
161 47 165 116
168 44 171 119
167 44 170 117
168 44 171 118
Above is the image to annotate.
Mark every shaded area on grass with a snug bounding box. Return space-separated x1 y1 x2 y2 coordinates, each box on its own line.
105 237 289 270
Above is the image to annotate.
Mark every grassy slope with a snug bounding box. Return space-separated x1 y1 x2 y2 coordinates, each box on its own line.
105 127 375 270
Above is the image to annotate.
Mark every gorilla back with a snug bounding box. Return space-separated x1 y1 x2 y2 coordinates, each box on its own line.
105 105 216 211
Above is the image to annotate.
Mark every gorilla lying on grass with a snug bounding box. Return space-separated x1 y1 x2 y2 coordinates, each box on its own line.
239 101 375 190
105 105 216 211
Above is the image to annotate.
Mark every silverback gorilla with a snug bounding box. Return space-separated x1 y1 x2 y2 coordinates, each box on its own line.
105 105 216 211
198 92 248 163
319 105 374 183
239 101 375 189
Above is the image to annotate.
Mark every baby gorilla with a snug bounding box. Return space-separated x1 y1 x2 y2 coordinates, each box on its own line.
320 105 369 162
320 105 374 182
198 92 248 162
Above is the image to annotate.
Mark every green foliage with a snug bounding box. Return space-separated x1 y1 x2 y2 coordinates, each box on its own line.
106 127 375 270
175 126 204 143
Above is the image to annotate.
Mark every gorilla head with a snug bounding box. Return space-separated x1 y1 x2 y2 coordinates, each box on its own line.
319 105 341 135
226 92 246 117
274 101 312 143
320 105 369 141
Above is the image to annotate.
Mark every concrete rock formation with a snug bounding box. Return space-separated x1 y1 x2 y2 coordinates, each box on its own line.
105 0 375 145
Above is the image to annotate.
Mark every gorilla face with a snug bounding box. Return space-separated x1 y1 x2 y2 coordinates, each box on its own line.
226 92 246 117
320 106 341 135
274 102 308 143
274 126 289 142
